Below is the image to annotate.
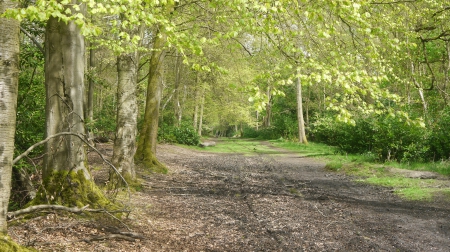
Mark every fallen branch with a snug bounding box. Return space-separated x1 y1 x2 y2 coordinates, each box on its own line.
7 204 130 220
7 204 89 219
82 234 138 243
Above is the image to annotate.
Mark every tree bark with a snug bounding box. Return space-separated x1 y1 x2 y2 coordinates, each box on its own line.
198 90 205 136
193 72 200 131
135 28 167 173
296 71 308 144
44 15 89 179
173 53 183 127
0 0 20 233
112 53 139 180
263 87 272 127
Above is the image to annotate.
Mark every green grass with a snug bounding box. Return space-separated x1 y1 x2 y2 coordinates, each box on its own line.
385 160 450 176
270 140 336 157
185 138 280 155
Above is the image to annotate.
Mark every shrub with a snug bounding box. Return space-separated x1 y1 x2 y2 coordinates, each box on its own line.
310 114 428 162
158 122 200 146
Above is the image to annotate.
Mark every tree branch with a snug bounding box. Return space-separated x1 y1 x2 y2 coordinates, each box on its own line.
7 204 89 219
20 26 44 54
7 204 131 220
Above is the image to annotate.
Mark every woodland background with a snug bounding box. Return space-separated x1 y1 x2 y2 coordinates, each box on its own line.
1 0 450 248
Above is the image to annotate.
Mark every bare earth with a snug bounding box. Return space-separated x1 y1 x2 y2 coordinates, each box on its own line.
9 142 450 251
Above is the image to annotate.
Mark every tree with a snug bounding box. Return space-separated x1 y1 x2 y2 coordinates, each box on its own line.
112 51 139 180
135 27 168 173
0 0 20 233
37 4 108 207
296 69 307 144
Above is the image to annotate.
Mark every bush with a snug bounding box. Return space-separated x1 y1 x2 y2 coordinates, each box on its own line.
158 122 200 146
427 108 450 160
310 114 428 162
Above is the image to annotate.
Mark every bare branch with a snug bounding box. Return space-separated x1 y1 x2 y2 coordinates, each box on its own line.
7 204 131 220
8 204 89 219
20 26 44 54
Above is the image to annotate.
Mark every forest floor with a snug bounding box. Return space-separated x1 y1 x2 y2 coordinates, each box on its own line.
8 140 450 251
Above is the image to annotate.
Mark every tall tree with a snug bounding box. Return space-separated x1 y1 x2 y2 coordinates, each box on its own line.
44 14 88 178
112 50 139 180
135 27 168 173
296 69 307 144
39 3 107 207
0 0 20 233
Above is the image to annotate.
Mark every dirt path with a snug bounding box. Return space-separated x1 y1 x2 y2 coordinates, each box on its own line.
9 142 450 251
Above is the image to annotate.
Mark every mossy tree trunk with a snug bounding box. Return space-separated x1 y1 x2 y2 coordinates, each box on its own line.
135 28 167 173
0 0 20 233
42 5 110 207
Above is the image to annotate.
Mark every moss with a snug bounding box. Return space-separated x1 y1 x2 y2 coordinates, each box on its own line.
30 170 118 210
135 145 168 174
0 235 37 252
109 171 143 191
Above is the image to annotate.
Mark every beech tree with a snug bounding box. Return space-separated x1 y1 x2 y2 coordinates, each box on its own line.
0 0 20 233
135 27 168 173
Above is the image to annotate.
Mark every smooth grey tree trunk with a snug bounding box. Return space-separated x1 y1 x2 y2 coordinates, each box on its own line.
112 53 138 179
174 53 183 127
296 72 308 144
193 72 200 131
0 0 20 232
44 15 89 179
198 90 205 136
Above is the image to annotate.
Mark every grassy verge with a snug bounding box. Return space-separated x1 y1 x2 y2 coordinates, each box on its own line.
270 139 450 202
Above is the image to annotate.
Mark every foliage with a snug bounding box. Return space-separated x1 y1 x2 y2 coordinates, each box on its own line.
310 113 429 162
428 108 450 161
159 122 200 146
15 43 45 154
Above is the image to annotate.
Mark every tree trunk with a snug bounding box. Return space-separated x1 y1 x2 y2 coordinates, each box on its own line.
112 53 138 180
135 28 167 173
263 87 272 127
198 90 205 136
44 15 88 178
86 47 95 143
193 72 200 131
41 12 108 207
296 72 308 144
174 53 182 127
0 0 20 232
